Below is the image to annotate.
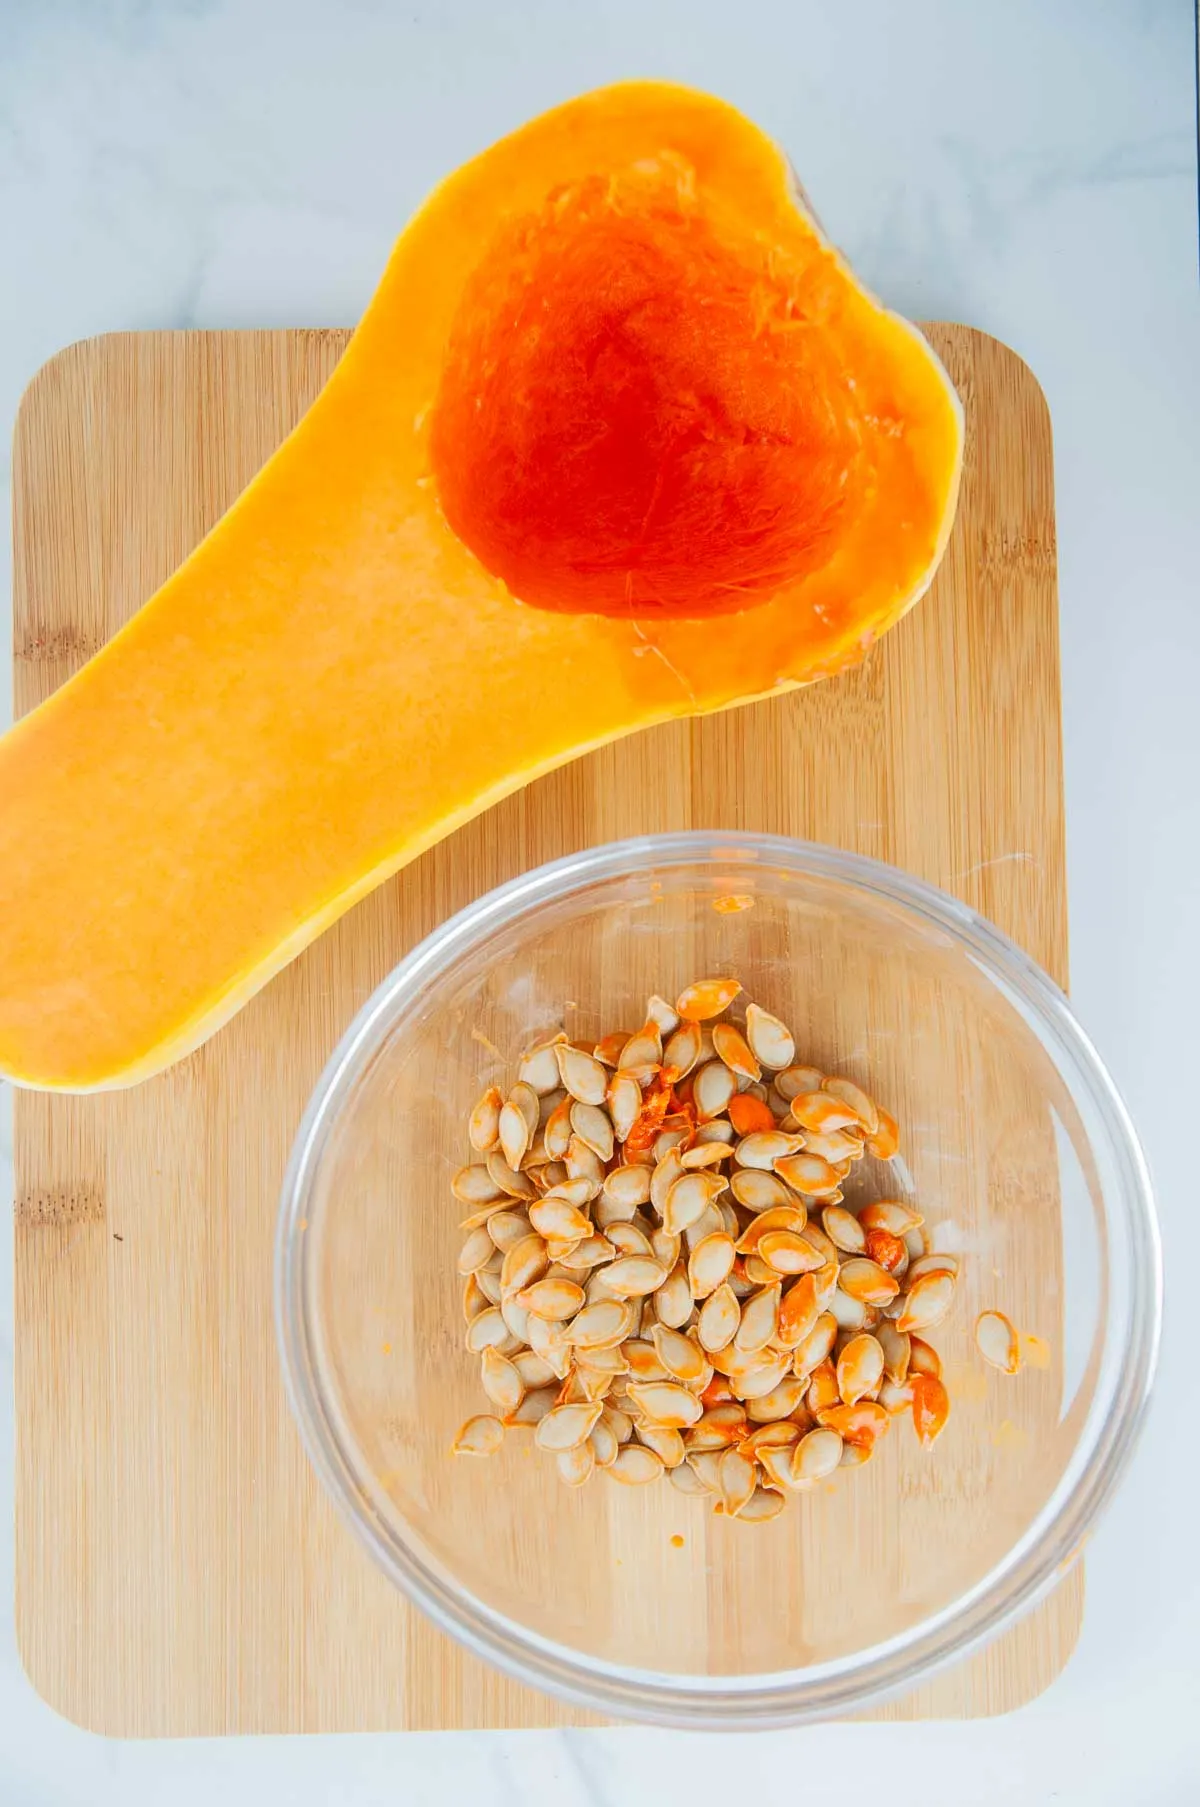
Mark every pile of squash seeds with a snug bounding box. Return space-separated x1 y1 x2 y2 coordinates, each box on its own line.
452 979 959 1519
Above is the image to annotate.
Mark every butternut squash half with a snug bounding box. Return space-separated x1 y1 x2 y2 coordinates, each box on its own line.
0 82 962 1090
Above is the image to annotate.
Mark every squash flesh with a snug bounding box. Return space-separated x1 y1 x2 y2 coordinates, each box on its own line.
0 82 962 1090
432 161 859 617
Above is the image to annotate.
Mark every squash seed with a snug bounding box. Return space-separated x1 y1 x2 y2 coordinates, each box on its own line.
688 1231 736 1298
654 1259 695 1328
828 1287 870 1330
618 1021 663 1072
790 1092 863 1135
603 1163 652 1210
757 1230 825 1275
859 1199 924 1236
777 1274 822 1350
662 1020 703 1082
774 1151 843 1198
680 1140 730 1170
802 1128 864 1164
457 1225 496 1274
896 1268 956 1333
683 1200 725 1249
806 1359 841 1415
606 1221 653 1259
651 1226 681 1271
685 1451 725 1493
608 1443 664 1485
875 1320 911 1385
622 1340 672 1383
566 1299 630 1350
560 1232 616 1271
508 1385 558 1427
975 1309 1021 1374
775 1064 824 1101
557 1441 595 1486
712 1022 761 1081
542 1096 574 1161
736 1130 804 1169
744 1002 795 1071
836 1332 885 1406
646 993 679 1035
628 1382 704 1428
462 1272 488 1322
793 1311 838 1374
516 1278 585 1320
837 1258 901 1306
452 1414 505 1457
651 1323 710 1385
717 1447 758 1517
693 1060 738 1121
792 1425 842 1484
486 1209 534 1253
589 1418 620 1467
452 1164 505 1206
636 1422 686 1467
822 1203 867 1254
733 1356 792 1400
529 1196 591 1242
555 1044 608 1105
486 1150 536 1198
695 1118 735 1145
569 1101 615 1163
734 1285 781 1353
698 1282 741 1353
650 1146 685 1215
480 1346 524 1416
498 1099 531 1172
906 1251 960 1282
911 1373 950 1445
866 1106 900 1160
607 1073 641 1144
535 1402 604 1452
500 1233 549 1296
745 1375 807 1422
565 1136 605 1187
468 1086 503 1153
466 1306 518 1355
592 1030 629 1069
728 1093 777 1136
741 1421 801 1459
735 1204 806 1254
668 1459 710 1496
730 1169 794 1213
822 1074 879 1134
663 1171 725 1236
513 1348 557 1389
676 977 741 1021
604 1256 668 1298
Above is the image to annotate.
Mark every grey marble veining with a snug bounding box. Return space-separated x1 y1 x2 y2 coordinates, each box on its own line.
2 2 1198 1800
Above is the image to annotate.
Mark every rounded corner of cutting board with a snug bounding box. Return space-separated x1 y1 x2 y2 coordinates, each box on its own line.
14 1593 119 1740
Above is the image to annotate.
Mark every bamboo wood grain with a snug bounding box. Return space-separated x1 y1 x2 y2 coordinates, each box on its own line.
11 324 1078 1734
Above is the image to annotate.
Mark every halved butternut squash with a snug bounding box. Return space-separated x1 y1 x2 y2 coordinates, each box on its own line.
0 82 962 1090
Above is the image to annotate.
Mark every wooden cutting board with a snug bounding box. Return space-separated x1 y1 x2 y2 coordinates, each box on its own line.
12 324 1077 1735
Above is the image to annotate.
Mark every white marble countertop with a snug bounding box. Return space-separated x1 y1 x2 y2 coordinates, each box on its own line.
2 1 1197 1800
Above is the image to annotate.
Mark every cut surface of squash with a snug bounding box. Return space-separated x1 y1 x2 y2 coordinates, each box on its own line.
0 82 962 1090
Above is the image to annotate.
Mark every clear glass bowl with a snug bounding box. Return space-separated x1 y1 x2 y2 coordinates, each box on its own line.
275 832 1160 1727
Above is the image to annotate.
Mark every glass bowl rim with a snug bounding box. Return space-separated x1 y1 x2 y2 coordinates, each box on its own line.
275 830 1162 1729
